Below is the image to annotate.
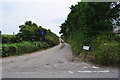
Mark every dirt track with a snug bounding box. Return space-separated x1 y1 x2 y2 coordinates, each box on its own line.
1 43 118 78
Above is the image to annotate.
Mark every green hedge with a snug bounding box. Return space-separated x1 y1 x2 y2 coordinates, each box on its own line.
0 43 1 57
2 33 59 45
2 35 19 43
2 41 49 57
44 33 59 46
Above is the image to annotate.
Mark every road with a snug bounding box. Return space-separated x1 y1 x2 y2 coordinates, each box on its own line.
1 43 118 78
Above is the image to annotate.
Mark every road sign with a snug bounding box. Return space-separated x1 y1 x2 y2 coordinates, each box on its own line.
83 46 90 50
39 31 45 34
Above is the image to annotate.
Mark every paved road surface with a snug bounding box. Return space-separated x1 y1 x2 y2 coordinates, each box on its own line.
0 43 118 78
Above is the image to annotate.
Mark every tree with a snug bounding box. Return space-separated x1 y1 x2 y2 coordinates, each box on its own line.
60 2 119 45
17 21 44 41
16 21 59 46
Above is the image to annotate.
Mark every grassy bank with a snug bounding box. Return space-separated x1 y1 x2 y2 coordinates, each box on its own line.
2 41 50 57
88 35 119 66
67 33 120 67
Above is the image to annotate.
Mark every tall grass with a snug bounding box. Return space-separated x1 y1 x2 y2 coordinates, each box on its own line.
90 35 120 66
64 31 120 66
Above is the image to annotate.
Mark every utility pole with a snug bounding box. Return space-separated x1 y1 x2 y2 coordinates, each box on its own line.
13 32 15 35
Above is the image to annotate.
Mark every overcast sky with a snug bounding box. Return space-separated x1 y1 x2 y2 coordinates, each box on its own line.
0 0 81 36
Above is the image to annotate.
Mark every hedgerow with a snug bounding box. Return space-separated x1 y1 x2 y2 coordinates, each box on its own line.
2 35 17 43
2 41 49 57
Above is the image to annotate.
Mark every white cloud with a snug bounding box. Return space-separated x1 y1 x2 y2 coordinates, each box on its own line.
1 0 81 36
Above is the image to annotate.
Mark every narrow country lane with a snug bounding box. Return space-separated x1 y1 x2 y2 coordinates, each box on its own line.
1 43 118 78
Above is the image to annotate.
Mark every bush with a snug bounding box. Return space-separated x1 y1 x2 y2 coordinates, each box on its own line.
92 40 119 66
2 35 19 43
63 33 120 66
0 43 2 57
91 35 120 66
79 35 120 66
114 35 120 42
63 29 87 56
2 41 49 57
44 33 59 47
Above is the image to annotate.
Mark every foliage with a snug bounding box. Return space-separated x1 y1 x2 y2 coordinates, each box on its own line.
2 21 59 57
2 21 59 46
89 35 119 66
78 35 120 67
16 21 59 45
60 2 120 66
0 43 1 57
17 21 43 41
17 21 59 42
60 2 119 45
2 41 49 57
45 32 59 47
2 35 19 43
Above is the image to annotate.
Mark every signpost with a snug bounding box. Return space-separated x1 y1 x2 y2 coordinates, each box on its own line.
39 30 45 41
83 46 90 51
39 31 45 35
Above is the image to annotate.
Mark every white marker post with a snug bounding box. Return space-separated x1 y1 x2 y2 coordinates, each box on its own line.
83 46 90 51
